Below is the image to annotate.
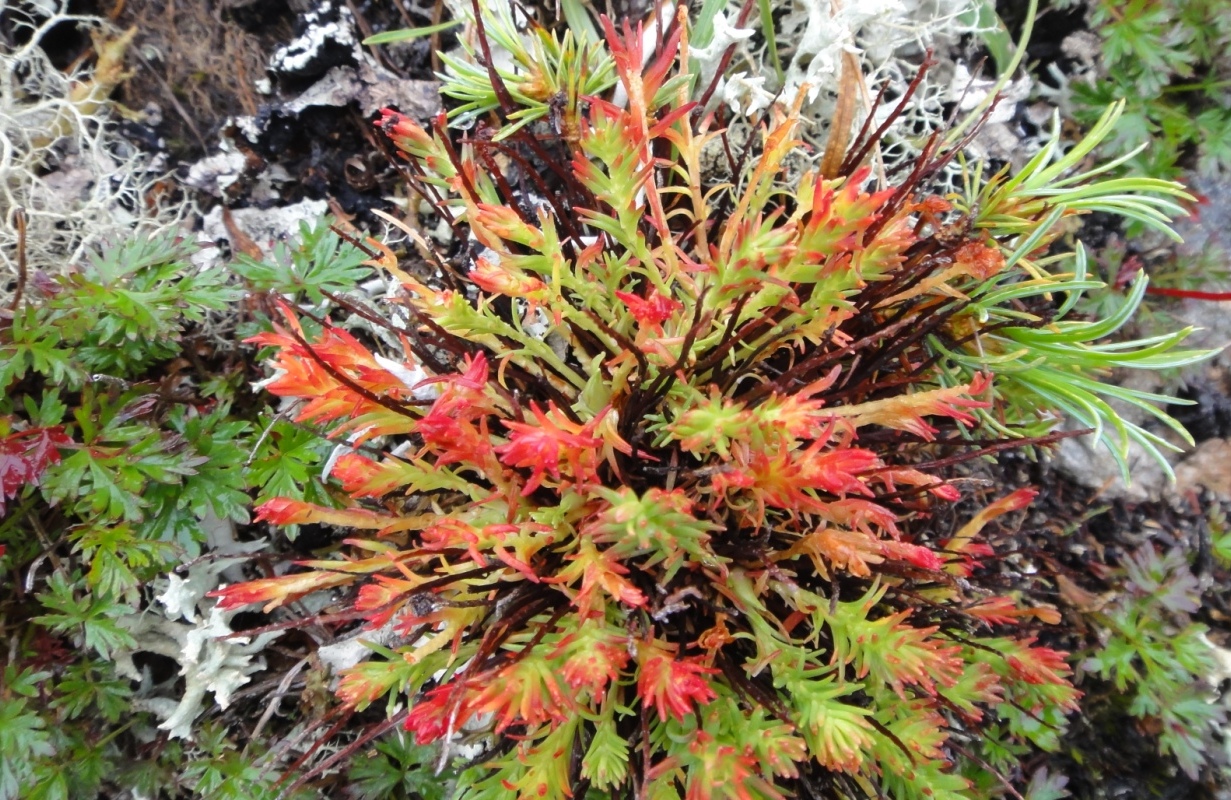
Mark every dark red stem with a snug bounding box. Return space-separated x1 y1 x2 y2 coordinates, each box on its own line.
1145 286 1231 301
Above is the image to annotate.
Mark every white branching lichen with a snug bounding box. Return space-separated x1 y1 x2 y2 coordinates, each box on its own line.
1 2 190 307
696 0 1023 186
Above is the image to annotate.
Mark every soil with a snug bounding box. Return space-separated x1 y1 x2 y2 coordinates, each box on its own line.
18 0 1231 796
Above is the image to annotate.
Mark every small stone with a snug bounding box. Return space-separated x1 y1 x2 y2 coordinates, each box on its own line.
1174 438 1231 500
201 197 329 255
1050 427 1168 503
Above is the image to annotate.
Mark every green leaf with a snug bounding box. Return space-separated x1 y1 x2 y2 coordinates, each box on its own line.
581 713 629 790
0 686 53 800
1196 107 1231 175
363 19 461 45
232 218 372 304
960 0 1013 74
33 572 136 659
348 736 450 800
51 662 132 722
246 415 331 503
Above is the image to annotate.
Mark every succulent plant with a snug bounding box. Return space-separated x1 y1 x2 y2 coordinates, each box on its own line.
212 12 1207 799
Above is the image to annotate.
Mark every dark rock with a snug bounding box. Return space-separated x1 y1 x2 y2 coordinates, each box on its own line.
268 0 360 81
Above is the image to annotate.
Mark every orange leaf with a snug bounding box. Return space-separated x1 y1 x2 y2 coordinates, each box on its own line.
208 570 353 612
255 498 390 529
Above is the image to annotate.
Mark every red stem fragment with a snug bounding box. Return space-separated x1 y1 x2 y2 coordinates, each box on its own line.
1145 286 1231 301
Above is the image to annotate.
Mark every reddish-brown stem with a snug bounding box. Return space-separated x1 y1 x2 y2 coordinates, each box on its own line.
275 711 406 800
1145 286 1231 301
469 0 518 116
433 114 483 205
474 136 588 245
372 129 458 228
473 141 534 222
840 51 936 177
861 427 1094 475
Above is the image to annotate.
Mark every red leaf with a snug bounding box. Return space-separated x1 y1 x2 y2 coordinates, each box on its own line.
553 626 631 696
881 540 943 571
615 288 683 332
1005 638 1074 688
637 643 718 722
0 426 71 516
468 250 549 299
495 402 605 494
404 685 457 744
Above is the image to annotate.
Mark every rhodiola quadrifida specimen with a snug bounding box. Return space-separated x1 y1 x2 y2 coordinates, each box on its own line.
212 11 1212 799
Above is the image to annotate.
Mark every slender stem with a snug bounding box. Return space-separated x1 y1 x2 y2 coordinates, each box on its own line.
9 208 27 321
94 719 136 748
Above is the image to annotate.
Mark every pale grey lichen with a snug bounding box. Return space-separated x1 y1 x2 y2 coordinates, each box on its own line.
696 0 1029 188
117 544 278 740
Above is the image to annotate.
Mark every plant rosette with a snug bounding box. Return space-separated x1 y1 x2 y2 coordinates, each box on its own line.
212 12 1208 799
